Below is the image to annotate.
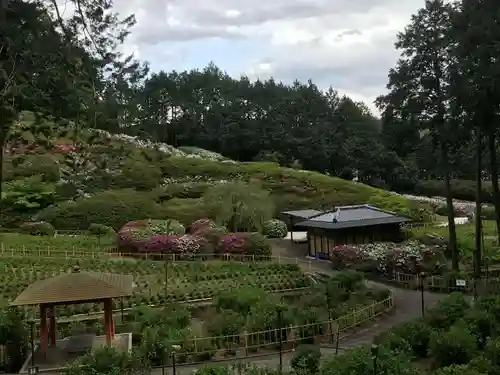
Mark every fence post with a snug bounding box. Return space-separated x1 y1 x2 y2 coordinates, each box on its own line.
244 331 248 356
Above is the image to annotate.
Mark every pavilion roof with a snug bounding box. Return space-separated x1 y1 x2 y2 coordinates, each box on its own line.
11 269 134 306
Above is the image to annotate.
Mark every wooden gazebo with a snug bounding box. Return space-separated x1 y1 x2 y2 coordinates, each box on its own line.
11 267 134 356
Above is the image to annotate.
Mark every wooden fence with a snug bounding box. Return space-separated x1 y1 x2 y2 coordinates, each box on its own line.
58 294 394 363
377 271 500 294
0 249 319 269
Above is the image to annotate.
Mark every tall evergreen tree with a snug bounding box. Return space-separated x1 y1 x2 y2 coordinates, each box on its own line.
376 0 460 269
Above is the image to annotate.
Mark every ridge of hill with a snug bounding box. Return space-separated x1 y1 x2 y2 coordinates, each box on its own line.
2 118 428 230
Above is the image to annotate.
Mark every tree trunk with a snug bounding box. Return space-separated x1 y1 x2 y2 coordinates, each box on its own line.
0 141 3 225
442 146 459 270
474 126 483 291
487 131 500 245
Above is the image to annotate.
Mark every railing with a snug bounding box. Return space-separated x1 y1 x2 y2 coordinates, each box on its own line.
55 294 394 364
0 249 319 269
28 286 313 324
145 294 392 360
372 270 500 294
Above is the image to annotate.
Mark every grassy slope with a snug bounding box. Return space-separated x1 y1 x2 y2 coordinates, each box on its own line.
160 157 418 216
4 116 423 228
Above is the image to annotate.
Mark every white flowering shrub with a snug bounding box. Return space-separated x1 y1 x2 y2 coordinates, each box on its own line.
148 219 185 235
330 241 447 275
263 219 288 238
177 146 231 162
91 129 236 162
394 193 476 215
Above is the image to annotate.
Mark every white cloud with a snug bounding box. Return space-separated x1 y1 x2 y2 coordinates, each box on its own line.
112 0 426 113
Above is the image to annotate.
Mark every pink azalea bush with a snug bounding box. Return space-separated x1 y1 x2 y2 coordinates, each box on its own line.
139 234 202 254
217 233 247 254
116 219 185 253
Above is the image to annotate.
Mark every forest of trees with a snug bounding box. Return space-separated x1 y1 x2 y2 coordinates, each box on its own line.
2 0 493 197
4 0 500 271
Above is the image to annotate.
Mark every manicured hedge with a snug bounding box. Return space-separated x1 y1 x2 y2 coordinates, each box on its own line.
37 190 168 230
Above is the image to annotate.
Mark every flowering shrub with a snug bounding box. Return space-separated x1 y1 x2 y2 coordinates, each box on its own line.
117 219 185 253
190 218 217 235
140 234 202 254
92 129 236 162
200 226 229 253
396 193 476 216
330 241 447 275
176 235 202 254
217 233 247 254
263 219 288 238
140 235 179 253
148 219 185 236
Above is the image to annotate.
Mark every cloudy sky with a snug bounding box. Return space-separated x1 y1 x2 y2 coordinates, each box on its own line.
112 0 425 113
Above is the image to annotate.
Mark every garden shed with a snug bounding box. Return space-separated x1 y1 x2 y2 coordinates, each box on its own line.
283 205 411 259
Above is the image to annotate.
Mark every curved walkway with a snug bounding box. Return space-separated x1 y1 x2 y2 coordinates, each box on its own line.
158 255 454 375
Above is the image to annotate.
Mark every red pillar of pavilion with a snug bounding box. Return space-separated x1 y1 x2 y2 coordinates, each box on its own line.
48 306 56 346
103 299 115 345
40 304 48 355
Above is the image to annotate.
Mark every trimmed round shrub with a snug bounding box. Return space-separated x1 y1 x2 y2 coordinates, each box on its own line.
19 221 55 236
240 232 272 257
37 189 168 230
217 233 246 254
200 226 228 253
147 219 185 236
263 219 288 238
88 223 115 236
140 234 202 254
117 219 185 253
189 218 217 234
216 232 271 256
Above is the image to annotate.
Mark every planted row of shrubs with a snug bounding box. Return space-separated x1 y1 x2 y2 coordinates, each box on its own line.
17 221 115 237
116 218 277 257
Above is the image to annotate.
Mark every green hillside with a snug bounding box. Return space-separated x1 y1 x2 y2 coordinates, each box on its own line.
2 124 426 230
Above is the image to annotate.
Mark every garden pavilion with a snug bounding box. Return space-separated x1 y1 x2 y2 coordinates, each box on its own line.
11 266 134 358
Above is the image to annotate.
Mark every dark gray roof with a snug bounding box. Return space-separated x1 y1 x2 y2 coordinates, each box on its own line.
282 209 323 219
294 204 410 230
